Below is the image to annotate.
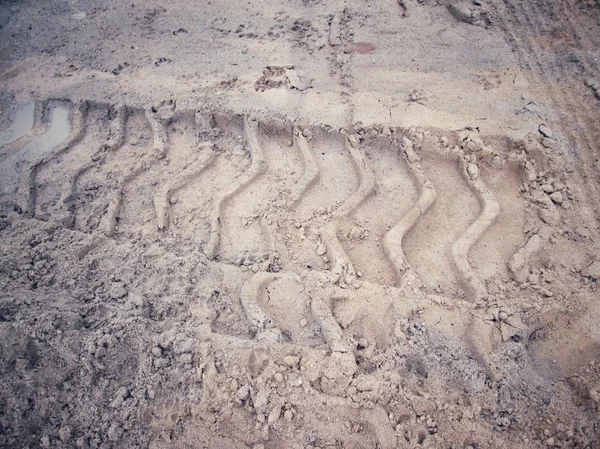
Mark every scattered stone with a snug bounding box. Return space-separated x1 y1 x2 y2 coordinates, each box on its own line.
549 191 563 204
248 347 270 378
316 243 327 256
268 405 282 424
538 207 560 225
575 226 591 239
410 396 436 417
283 355 300 368
448 2 487 26
581 261 600 280
509 234 542 282
173 337 194 354
109 281 128 300
107 423 123 442
467 163 479 180
541 138 555 149
237 385 250 400
539 124 553 139
286 69 313 91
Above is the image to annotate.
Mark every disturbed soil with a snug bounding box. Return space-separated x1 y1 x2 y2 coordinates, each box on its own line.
1 0 600 448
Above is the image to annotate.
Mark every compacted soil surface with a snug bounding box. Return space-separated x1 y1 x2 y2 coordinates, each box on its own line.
1 0 600 448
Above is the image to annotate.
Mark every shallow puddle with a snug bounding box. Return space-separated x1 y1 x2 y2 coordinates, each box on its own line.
0 103 71 196
0 100 35 148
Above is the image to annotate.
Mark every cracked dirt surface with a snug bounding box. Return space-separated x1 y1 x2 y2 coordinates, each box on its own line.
1 0 600 448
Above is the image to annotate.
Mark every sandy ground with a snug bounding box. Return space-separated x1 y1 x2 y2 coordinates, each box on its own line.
1 0 600 448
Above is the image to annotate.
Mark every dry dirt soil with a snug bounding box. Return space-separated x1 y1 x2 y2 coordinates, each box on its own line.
1 0 600 448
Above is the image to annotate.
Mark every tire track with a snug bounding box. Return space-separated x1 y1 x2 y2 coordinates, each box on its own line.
383 136 436 288
64 104 128 219
288 127 320 208
101 106 169 236
321 134 375 285
450 157 500 301
402 145 479 295
205 117 267 260
154 110 218 231
18 101 87 217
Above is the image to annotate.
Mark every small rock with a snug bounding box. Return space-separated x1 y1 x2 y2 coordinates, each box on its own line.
410 396 436 417
585 78 599 89
467 163 479 180
283 355 300 368
299 318 307 327
173 338 194 354
541 138 555 149
40 435 50 449
284 409 294 421
268 405 282 424
237 385 250 400
539 124 553 139
286 69 313 91
316 243 327 256
575 226 591 238
349 225 363 240
581 261 600 280
59 426 72 442
540 184 554 193
549 191 563 204
107 423 123 442
151 346 162 357
538 207 560 225
109 282 128 300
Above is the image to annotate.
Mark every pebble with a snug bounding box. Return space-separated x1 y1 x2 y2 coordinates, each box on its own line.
300 318 307 327
237 385 250 400
283 355 300 367
549 191 563 204
109 282 128 300
467 163 479 179
539 124 553 139
538 207 560 225
541 138 555 149
581 261 600 280
316 243 327 256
